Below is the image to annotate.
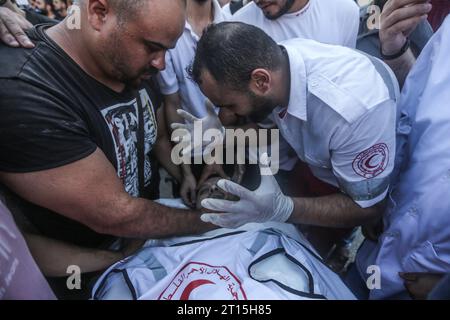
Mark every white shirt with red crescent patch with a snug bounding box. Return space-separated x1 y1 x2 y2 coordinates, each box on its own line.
273 38 399 208
232 0 360 172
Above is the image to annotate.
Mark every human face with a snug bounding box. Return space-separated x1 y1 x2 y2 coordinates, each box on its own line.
95 0 185 88
35 0 46 11
198 70 278 123
53 0 67 11
253 0 296 20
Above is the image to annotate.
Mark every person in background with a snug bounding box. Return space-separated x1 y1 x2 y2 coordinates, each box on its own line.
34 0 57 19
378 0 432 86
356 0 433 63
0 0 60 48
0 199 56 300
156 0 228 208
28 0 37 8
222 0 249 17
351 0 450 299
52 0 68 19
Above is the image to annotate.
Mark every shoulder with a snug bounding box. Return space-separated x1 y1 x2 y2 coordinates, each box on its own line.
315 0 359 15
299 48 394 122
0 78 78 122
0 44 36 79
0 26 61 82
232 2 261 22
0 45 71 110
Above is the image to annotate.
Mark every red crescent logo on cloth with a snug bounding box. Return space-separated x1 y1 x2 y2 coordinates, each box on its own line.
352 143 389 179
158 262 247 300
180 280 215 300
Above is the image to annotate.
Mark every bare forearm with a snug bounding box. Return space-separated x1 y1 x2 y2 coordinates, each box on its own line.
164 94 184 136
24 234 123 277
104 198 216 239
288 193 382 228
384 49 416 88
154 139 182 182
0 149 214 243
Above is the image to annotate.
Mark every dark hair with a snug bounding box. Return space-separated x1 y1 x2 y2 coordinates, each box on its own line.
191 22 283 91
45 0 55 7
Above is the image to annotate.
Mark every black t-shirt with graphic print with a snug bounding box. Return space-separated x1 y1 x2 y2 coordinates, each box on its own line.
0 24 161 247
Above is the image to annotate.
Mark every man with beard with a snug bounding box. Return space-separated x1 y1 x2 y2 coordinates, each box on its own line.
34 0 57 19
227 0 360 184
181 22 398 232
52 0 68 19
156 0 228 208
0 0 215 251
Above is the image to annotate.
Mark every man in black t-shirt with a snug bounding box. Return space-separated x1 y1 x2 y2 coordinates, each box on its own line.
0 0 214 248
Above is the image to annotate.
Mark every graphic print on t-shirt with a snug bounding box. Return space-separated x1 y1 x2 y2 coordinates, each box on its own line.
101 89 157 197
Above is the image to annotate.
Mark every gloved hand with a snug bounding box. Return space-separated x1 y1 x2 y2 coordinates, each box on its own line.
200 153 294 228
171 100 224 157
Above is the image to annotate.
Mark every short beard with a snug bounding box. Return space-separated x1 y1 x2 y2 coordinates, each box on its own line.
247 91 277 123
103 31 158 87
264 0 296 20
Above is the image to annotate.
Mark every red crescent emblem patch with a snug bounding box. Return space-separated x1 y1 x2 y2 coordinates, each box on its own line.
158 262 247 300
352 143 389 179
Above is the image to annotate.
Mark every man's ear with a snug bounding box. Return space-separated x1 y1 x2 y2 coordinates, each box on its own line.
249 68 271 95
86 0 111 31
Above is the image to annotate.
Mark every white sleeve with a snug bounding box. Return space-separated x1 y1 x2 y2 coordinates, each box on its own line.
156 51 179 95
330 100 396 208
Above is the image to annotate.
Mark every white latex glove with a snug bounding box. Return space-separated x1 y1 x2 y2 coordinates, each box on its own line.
170 100 224 157
200 153 294 229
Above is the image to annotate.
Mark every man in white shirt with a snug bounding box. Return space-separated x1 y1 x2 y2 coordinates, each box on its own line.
352 0 450 300
356 16 450 298
156 0 228 207
232 0 360 47
222 0 249 17
161 0 360 207
230 0 360 174
183 22 398 232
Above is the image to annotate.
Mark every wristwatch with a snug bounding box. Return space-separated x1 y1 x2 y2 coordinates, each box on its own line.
0 0 8 7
